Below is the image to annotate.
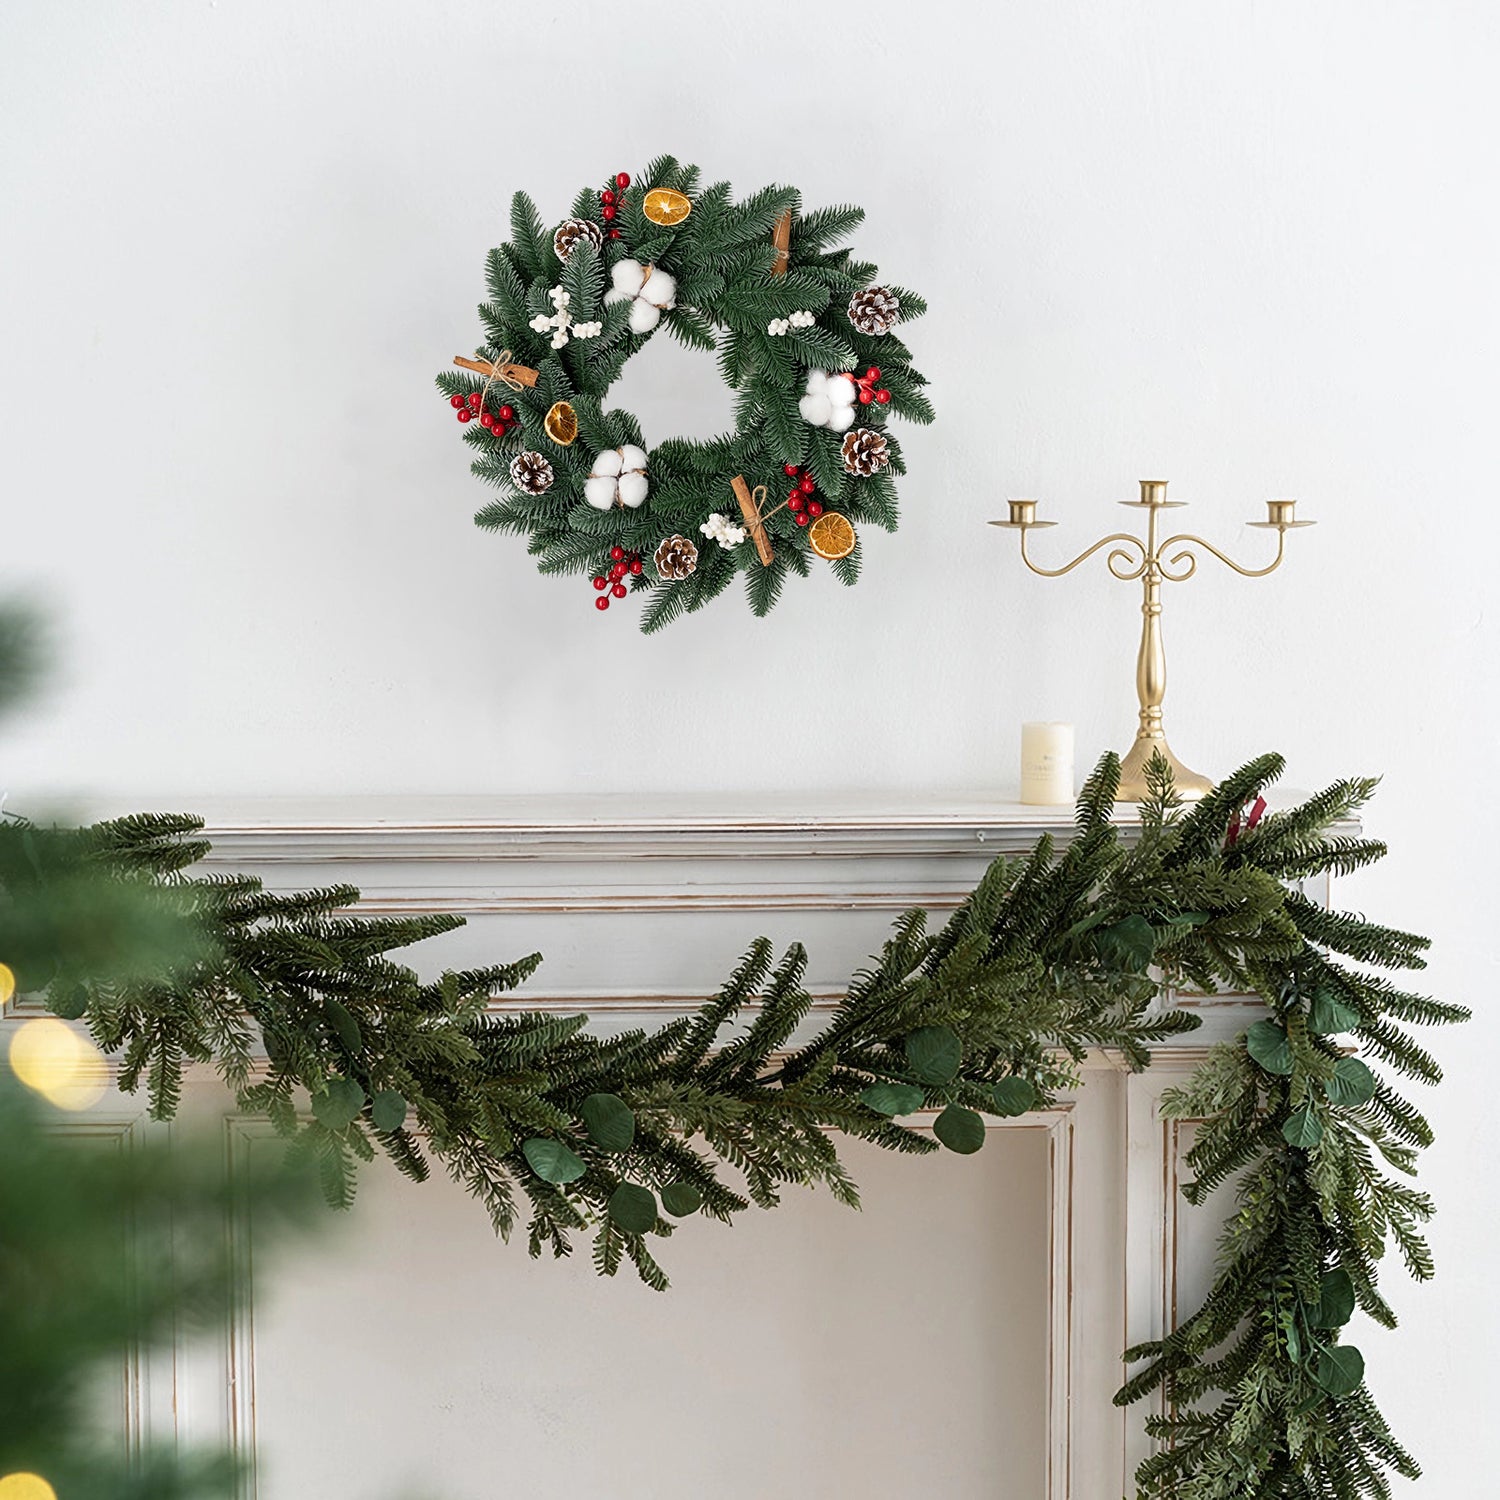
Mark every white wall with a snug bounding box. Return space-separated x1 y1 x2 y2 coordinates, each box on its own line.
3 0 1496 1488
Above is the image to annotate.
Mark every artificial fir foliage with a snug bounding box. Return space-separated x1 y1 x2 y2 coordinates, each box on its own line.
438 155 933 628
0 622 327 1500
6 753 1463 1495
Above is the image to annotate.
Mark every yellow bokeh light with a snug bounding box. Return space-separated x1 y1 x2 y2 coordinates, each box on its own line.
0 1474 60 1500
0 963 15 1007
7 1018 109 1111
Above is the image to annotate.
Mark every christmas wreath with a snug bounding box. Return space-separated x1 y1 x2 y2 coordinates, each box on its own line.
436 155 933 631
6 754 1466 1496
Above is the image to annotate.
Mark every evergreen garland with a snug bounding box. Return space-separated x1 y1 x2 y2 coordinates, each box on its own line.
3 753 1462 1495
437 156 932 630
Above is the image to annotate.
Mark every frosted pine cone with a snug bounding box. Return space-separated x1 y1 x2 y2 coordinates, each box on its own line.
841 427 891 477
847 286 900 336
554 218 604 262
509 450 555 496
653 534 699 580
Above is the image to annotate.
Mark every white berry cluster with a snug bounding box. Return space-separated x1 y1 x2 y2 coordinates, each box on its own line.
766 309 816 337
700 512 747 548
529 286 603 350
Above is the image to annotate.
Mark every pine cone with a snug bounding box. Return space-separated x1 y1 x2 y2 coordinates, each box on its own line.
847 285 901 336
509 450 555 496
653 534 699 580
841 427 891 477
554 218 604 262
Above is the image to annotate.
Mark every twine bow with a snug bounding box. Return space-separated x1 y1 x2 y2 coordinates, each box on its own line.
731 476 777 566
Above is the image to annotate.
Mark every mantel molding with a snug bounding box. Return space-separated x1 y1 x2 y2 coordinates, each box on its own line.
185 794 1116 865
146 787 1325 866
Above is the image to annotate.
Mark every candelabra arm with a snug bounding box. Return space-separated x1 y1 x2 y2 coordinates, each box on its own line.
1020 530 1149 581
1156 529 1287 582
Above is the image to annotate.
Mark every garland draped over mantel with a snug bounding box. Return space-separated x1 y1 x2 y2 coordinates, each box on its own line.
6 753 1464 1498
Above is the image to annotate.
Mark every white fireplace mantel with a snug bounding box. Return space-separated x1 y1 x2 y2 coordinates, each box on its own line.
17 792 1342 1499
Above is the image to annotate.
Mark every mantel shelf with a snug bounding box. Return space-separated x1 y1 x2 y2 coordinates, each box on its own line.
82 789 1326 865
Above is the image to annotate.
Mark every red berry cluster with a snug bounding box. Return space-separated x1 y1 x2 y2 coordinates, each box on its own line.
599 171 631 242
781 462 826 529
449 391 517 439
592 544 642 610
853 366 892 407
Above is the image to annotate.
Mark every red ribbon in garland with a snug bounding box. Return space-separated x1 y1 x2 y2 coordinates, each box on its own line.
1226 795 1268 848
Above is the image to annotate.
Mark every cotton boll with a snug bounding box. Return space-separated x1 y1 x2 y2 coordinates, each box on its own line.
628 300 661 334
829 405 856 433
619 444 647 473
616 471 649 508
591 449 624 478
828 374 857 407
805 370 828 398
646 269 676 308
799 393 832 426
610 259 647 296
584 475 618 509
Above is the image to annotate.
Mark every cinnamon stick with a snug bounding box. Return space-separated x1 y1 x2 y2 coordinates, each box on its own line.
452 354 539 388
731 474 774 567
770 209 792 277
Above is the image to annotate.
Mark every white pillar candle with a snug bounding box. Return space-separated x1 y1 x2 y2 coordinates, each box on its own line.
1020 722 1075 806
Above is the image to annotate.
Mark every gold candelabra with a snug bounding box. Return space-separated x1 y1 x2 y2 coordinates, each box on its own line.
992 480 1314 803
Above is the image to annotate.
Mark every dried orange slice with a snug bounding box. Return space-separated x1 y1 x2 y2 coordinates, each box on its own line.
808 511 856 560
642 188 692 227
543 400 578 446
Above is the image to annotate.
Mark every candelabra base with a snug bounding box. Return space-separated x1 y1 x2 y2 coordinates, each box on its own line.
1116 734 1216 804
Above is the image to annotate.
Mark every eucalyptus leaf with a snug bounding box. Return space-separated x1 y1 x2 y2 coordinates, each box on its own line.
904 1026 961 1085
1325 1057 1377 1108
660 1181 703 1217
581 1092 636 1151
1308 990 1360 1035
324 998 362 1054
1308 1268 1356 1330
371 1090 408 1133
1246 1020 1294 1076
311 1077 365 1132
48 984 89 1021
1289 1390 1328 1419
1312 1344 1365 1397
860 1081 926 1117
608 1182 658 1234
1094 913 1157 973
990 1077 1037 1117
933 1104 986 1155
1282 1104 1324 1149
522 1137 586 1185
264 1029 290 1070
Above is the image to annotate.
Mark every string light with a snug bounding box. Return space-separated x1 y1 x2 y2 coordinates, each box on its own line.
7 1017 108 1111
0 1475 60 1500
